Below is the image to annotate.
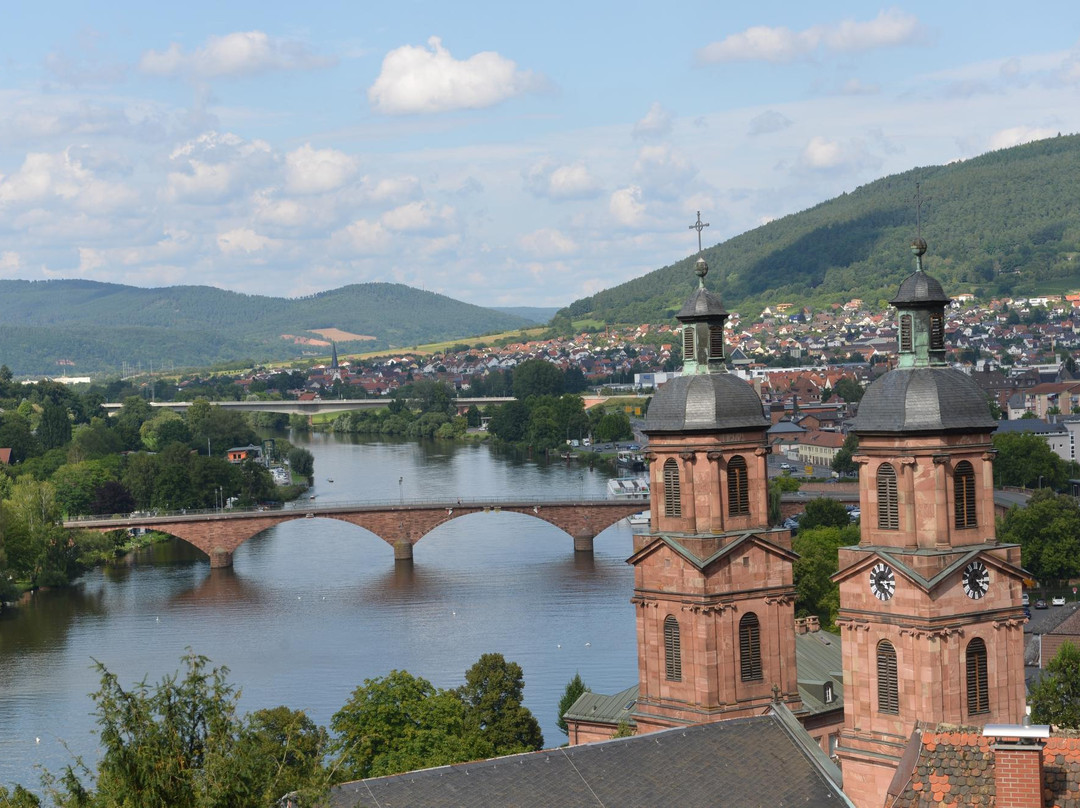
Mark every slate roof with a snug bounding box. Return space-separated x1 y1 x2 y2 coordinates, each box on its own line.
677 286 728 320
890 270 951 307
885 726 1080 808
993 419 1067 435
645 374 768 433
329 709 852 808
855 367 997 434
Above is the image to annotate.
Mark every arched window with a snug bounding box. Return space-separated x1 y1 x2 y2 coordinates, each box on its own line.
683 326 695 363
954 461 977 528
877 463 898 530
899 314 913 353
709 326 725 360
824 681 835 704
739 612 762 681
929 313 945 350
728 455 750 516
664 615 682 682
877 641 899 714
966 638 989 715
663 459 682 517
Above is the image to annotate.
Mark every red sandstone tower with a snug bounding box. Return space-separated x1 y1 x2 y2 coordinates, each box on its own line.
833 239 1027 808
630 255 802 733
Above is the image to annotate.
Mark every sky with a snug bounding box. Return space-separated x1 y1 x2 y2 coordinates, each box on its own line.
2 3 1080 309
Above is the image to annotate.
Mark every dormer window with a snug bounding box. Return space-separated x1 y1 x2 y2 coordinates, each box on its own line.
824 681 834 704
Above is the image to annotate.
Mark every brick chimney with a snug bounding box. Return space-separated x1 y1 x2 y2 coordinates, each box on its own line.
985 723 1049 808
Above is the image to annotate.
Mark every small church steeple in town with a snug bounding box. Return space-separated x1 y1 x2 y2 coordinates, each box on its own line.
891 237 950 369
330 340 339 370
678 213 729 375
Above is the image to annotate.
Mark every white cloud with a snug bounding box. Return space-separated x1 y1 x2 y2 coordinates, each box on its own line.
380 200 455 232
797 135 881 175
0 149 138 212
368 36 540 115
363 175 422 204
166 160 235 202
526 159 602 200
217 227 278 255
284 144 357 194
0 251 21 275
77 247 106 273
166 131 275 203
633 102 673 140
839 79 880 95
698 9 923 63
519 228 577 257
633 145 697 199
139 31 333 79
332 219 392 254
987 127 1058 150
800 136 846 169
610 185 646 227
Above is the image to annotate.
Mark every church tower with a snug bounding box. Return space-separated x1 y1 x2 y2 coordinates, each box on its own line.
833 239 1027 808
630 245 801 734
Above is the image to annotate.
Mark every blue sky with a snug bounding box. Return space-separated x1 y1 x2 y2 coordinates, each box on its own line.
1 3 1079 307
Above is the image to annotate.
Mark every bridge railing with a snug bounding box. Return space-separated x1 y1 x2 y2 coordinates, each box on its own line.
63 495 627 524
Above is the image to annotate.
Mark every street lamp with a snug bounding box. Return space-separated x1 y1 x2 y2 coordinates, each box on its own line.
399 476 404 505
1038 475 1044 489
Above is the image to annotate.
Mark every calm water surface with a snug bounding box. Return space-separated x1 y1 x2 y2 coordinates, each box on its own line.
0 435 640 790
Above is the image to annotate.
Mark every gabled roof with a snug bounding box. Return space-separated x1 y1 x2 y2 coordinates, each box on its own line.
627 530 799 573
831 544 1026 595
329 709 853 808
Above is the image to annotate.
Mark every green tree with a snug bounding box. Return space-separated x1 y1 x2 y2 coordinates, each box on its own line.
488 400 530 442
998 489 1080 583
832 377 865 403
1029 641 1080 728
563 366 588 394
594 411 633 443
792 524 859 629
556 672 589 736
331 670 490 781
512 359 564 399
992 431 1068 490
287 447 315 479
38 400 72 450
242 706 331 806
831 433 859 476
465 404 481 428
51 460 116 517
458 653 543 754
799 497 852 531
0 411 40 463
139 411 192 452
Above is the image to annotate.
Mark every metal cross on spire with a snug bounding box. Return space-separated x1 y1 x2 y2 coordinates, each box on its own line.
689 211 709 253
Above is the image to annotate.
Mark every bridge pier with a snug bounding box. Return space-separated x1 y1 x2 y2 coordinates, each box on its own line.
210 548 233 568
573 533 595 553
393 540 414 561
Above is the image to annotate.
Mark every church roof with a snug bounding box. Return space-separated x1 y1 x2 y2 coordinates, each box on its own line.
854 367 996 434
889 270 950 307
329 709 852 808
645 374 768 433
676 286 728 320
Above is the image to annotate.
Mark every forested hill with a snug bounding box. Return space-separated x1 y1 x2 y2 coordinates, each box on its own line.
560 134 1080 325
0 281 532 376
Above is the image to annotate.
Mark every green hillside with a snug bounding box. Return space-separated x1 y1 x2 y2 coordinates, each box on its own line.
0 282 532 376
561 134 1080 324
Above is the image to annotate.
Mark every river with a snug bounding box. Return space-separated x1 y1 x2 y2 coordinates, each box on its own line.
0 434 641 791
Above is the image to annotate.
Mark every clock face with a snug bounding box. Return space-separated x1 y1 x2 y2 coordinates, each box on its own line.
963 560 990 599
869 563 896 601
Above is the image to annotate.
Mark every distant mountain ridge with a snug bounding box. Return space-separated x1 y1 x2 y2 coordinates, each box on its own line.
0 281 532 376
559 134 1080 324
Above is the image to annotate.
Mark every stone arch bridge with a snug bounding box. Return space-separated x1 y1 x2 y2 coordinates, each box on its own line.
64 499 645 568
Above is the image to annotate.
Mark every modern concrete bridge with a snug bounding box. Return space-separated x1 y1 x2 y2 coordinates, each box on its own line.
64 498 645 567
100 397 516 417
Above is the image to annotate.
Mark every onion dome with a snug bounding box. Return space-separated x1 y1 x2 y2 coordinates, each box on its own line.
854 367 996 434
645 373 769 433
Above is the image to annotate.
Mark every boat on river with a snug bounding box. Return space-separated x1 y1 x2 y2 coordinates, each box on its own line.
616 451 645 471
607 476 649 500
626 511 649 525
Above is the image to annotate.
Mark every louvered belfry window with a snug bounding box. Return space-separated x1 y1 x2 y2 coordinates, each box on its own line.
899 314 913 353
709 326 724 360
683 326 695 362
929 313 945 350
877 641 899 714
954 461 977 528
664 615 682 682
739 613 763 681
966 638 989 715
663 458 682 517
877 463 899 530
728 455 750 516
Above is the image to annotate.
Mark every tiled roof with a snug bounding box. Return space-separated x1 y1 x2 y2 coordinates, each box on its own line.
329 710 851 808
886 726 1080 808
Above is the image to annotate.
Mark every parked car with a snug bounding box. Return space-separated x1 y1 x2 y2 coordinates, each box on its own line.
1035 599 1049 610
780 463 792 471
1052 596 1067 606
1022 593 1030 606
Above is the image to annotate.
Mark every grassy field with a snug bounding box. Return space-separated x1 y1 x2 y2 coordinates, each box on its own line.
350 327 548 362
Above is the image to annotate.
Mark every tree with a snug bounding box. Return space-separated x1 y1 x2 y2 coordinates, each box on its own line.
563 367 588 394
0 411 40 463
832 377 864 403
792 525 859 629
288 447 315 479
557 672 589 736
90 481 136 516
242 706 331 806
140 411 192 452
331 670 490 781
1029 641 1080 728
593 412 633 443
992 431 1069 490
465 404 481 428
458 653 543 754
512 360 564 399
998 489 1080 583
799 497 852 531
38 400 72 450
831 433 859 476
488 400 530 442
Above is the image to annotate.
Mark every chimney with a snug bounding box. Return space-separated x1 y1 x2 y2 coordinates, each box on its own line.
984 723 1049 808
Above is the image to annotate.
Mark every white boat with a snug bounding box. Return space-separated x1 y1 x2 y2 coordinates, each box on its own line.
607 476 650 500
627 511 649 525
